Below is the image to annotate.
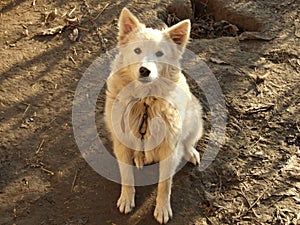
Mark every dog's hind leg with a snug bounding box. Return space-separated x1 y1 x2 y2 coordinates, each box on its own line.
183 102 203 166
114 142 135 214
184 146 200 165
183 125 201 165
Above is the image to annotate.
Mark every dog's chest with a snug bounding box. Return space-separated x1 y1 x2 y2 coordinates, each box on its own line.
131 97 178 130
128 97 182 164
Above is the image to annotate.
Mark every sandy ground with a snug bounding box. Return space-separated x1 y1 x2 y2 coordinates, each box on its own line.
0 0 299 224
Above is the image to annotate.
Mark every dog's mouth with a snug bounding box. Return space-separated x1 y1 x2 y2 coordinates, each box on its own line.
138 77 153 83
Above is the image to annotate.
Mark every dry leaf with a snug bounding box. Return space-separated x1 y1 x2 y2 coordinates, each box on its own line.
20 121 30 129
280 155 300 180
239 31 274 41
36 25 65 36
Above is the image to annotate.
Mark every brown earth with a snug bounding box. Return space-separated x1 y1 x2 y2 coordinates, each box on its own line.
0 0 299 225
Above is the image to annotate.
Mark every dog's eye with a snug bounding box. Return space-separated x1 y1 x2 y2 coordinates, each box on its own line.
134 47 142 54
155 51 164 57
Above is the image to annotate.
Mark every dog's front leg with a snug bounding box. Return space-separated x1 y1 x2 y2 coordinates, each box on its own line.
154 155 177 224
114 143 135 214
154 178 173 224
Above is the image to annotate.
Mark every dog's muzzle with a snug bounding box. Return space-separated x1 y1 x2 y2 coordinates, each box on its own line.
139 66 151 77
138 62 158 83
138 66 152 83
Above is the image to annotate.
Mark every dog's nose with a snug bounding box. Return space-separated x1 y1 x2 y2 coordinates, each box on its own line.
139 66 151 77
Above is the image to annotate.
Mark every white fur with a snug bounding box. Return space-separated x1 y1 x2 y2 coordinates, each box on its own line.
104 8 203 224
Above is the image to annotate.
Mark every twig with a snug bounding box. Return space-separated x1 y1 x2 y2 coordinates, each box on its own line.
205 216 214 225
68 6 76 17
41 167 54 175
134 0 151 4
249 136 261 149
69 56 76 64
77 26 89 32
35 139 45 154
296 119 300 133
73 47 77 56
92 3 109 21
247 188 268 213
240 187 252 208
23 103 31 116
191 31 204 38
218 174 222 193
246 104 275 115
240 187 266 218
71 169 79 192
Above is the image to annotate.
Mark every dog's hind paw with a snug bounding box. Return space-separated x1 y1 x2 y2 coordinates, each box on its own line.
154 203 172 224
185 146 200 166
117 195 135 214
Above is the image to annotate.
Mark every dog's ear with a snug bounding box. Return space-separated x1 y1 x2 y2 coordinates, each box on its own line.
118 8 142 38
164 20 191 47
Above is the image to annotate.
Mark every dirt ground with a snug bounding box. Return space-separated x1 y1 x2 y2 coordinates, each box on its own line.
0 0 299 224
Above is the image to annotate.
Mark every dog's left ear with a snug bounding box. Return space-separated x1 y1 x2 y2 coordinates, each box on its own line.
164 20 191 47
118 8 142 38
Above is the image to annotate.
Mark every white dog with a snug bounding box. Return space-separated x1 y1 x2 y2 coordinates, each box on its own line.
104 8 203 224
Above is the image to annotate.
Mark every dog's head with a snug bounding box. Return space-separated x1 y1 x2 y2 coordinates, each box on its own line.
116 8 190 83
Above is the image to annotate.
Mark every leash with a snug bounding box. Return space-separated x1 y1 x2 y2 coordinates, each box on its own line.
138 102 149 151
120 99 149 151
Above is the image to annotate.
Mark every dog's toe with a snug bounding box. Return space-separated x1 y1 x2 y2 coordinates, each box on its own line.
117 196 135 214
134 154 144 169
154 203 172 224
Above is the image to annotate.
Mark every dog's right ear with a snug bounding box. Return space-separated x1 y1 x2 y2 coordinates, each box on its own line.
118 8 142 39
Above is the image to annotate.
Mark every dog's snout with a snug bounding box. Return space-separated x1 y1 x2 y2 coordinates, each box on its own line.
139 66 151 77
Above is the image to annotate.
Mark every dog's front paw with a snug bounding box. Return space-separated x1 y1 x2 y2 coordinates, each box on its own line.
117 194 135 214
134 153 144 169
154 203 172 224
186 146 200 166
